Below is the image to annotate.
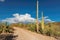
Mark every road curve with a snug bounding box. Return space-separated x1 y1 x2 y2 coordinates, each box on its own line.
13 27 57 40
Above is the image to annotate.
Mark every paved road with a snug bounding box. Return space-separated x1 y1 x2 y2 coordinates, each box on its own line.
13 27 57 40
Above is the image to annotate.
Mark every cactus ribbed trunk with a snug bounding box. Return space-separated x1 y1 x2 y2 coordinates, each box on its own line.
41 12 44 33
36 0 39 32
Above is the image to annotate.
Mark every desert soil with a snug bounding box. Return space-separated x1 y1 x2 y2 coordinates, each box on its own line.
13 27 57 40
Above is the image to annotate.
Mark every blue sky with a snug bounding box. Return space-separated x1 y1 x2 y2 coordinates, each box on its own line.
0 0 60 22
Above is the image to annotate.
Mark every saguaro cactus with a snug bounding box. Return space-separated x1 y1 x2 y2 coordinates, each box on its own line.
36 0 39 32
41 12 44 33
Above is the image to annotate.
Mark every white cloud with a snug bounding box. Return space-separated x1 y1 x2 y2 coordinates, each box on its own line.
38 16 55 23
2 13 55 23
44 16 55 23
0 0 5 2
2 13 36 23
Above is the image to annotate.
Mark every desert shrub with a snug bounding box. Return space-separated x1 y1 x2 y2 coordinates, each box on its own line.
27 23 37 32
43 23 60 37
0 28 2 34
5 25 14 33
0 22 14 34
53 31 60 37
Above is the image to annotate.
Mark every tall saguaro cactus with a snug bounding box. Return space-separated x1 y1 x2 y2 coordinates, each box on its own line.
41 12 44 33
36 0 39 32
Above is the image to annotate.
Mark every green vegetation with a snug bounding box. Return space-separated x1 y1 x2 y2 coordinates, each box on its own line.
0 22 60 38
0 22 14 34
10 22 60 37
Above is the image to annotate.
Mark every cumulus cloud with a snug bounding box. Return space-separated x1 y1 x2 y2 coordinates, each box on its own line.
2 13 36 23
0 0 5 2
2 13 55 23
44 16 55 23
38 16 55 23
